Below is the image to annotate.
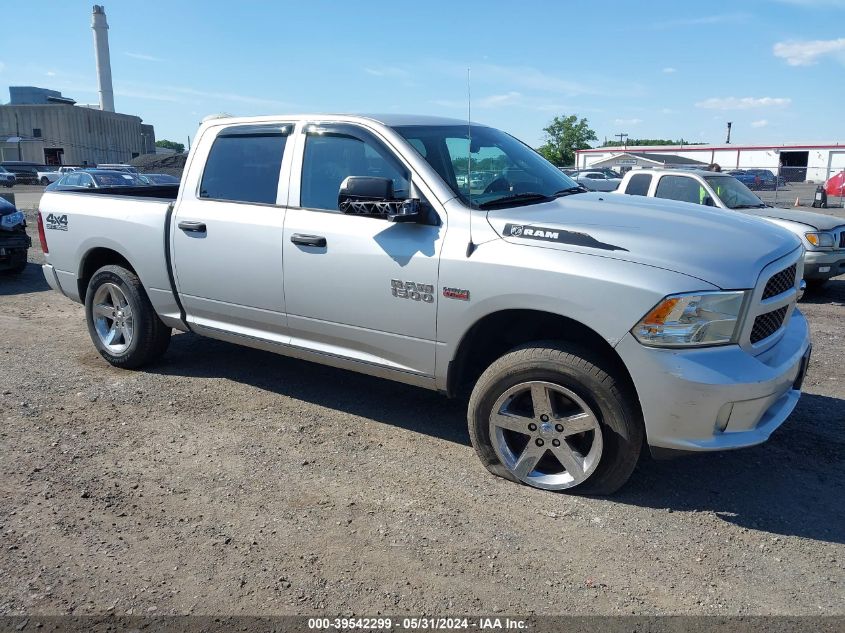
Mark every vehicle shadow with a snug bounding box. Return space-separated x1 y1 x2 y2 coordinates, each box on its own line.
0 262 50 296
151 332 471 446
801 277 845 305
617 393 845 544
152 335 843 543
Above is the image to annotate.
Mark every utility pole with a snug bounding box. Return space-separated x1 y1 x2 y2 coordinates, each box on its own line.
615 132 628 150
725 122 732 144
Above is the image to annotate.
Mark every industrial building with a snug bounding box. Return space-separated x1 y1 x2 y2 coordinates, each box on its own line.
576 142 845 182
0 5 156 166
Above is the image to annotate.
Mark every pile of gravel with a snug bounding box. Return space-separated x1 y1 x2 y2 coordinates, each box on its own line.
128 153 187 177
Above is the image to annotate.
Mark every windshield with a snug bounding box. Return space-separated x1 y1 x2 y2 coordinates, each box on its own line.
392 124 581 209
704 175 765 209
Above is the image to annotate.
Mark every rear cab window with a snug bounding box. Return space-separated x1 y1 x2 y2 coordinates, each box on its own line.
199 124 292 205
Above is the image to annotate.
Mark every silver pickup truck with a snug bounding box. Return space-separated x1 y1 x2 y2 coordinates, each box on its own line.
37 114 812 494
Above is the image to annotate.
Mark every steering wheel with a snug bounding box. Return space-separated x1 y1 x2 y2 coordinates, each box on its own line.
483 177 510 194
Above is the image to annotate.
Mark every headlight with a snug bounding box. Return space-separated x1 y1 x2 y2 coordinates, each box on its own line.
632 291 748 347
0 211 25 229
805 232 834 248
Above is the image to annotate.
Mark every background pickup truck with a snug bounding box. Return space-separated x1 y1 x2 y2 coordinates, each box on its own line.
38 114 811 495
616 168 845 287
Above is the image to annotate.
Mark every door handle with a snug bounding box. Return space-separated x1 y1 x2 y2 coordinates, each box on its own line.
178 220 207 233
290 233 327 247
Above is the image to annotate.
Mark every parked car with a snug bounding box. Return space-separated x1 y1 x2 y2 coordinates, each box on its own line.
572 170 621 191
0 196 30 274
580 167 622 179
0 162 40 185
96 163 140 174
726 169 783 190
617 168 845 287
37 167 62 186
38 113 811 495
0 166 16 188
139 173 181 185
51 169 147 189
726 170 758 188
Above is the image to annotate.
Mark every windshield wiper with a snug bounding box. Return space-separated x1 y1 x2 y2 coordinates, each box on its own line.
552 186 588 197
731 203 768 209
478 192 552 209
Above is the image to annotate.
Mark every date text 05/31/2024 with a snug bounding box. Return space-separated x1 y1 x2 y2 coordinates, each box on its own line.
307 617 528 630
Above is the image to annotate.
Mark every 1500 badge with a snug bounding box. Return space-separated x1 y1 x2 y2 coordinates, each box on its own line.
45 213 69 231
391 279 434 303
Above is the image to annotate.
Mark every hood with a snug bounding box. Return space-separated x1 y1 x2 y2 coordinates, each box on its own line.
746 206 845 231
485 192 801 289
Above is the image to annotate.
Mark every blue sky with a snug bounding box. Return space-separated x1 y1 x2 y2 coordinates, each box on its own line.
2 0 844 147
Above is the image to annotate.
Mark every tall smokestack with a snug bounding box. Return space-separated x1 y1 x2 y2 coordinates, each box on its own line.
91 5 115 112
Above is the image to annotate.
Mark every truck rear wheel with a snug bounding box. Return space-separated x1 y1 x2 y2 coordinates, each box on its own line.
84 265 171 369
467 342 643 495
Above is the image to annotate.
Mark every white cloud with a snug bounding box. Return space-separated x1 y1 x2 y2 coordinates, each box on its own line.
651 13 748 29
125 52 163 62
0 61 5 73
478 91 522 108
773 38 845 66
660 108 675 114
45 71 56 77
662 67 677 74
774 0 845 6
364 66 409 78
751 119 769 128
695 96 791 110
614 118 642 125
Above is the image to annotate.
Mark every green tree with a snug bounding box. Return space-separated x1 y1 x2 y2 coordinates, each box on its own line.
155 139 185 154
537 115 597 166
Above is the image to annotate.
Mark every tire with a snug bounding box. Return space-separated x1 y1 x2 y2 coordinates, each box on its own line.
468 341 643 495
84 265 171 369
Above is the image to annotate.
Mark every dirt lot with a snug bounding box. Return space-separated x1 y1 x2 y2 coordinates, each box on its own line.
1 205 844 617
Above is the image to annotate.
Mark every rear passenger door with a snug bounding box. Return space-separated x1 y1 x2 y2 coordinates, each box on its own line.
172 123 295 342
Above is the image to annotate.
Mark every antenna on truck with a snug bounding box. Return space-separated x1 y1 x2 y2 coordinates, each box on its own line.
466 67 476 257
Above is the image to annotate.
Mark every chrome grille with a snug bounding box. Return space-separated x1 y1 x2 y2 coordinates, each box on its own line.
750 306 788 344
762 264 797 300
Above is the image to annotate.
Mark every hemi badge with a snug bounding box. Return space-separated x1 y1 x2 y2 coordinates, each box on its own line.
443 287 470 301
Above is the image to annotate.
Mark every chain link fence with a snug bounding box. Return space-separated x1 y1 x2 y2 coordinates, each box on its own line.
730 165 845 209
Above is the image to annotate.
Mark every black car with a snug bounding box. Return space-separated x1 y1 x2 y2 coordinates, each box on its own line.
0 162 40 185
0 197 30 274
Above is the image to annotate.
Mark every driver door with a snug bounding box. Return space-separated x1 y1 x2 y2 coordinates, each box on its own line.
282 122 444 378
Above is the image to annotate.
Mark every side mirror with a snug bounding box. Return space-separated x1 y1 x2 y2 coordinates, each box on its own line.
703 195 716 207
338 176 394 206
338 176 422 223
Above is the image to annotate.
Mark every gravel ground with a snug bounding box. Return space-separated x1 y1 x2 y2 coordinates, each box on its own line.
1 206 843 617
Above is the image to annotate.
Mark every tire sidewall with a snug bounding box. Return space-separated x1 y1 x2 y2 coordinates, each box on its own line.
85 267 146 366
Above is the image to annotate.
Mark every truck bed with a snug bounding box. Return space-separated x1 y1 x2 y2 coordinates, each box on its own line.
39 187 184 328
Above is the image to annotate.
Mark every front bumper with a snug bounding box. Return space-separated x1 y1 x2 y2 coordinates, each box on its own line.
803 249 845 280
0 232 30 270
616 309 811 452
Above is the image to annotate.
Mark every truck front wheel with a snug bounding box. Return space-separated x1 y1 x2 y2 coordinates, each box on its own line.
84 265 171 369
467 342 643 495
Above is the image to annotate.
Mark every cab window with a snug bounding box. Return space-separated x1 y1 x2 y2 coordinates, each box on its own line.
625 173 652 196
199 125 290 205
300 127 409 212
655 175 702 205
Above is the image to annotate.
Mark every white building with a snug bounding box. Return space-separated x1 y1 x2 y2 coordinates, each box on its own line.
576 143 845 182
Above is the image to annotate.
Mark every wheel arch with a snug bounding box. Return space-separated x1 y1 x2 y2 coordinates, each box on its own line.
77 246 136 301
446 309 639 406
